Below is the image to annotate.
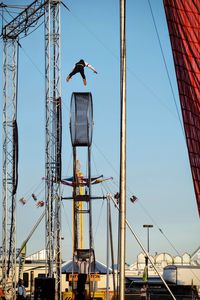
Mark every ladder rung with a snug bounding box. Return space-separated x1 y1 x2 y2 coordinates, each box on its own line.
75 209 90 213
74 195 90 202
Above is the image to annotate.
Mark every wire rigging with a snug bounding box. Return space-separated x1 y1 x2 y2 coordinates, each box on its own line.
132 196 181 256
61 201 72 237
1 0 194 271
147 0 185 136
2 1 183 128
2 1 180 126
19 20 44 40
93 142 187 259
62 2 182 123
17 39 44 78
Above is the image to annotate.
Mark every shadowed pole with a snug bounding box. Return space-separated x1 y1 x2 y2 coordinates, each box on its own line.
143 224 153 280
119 0 126 300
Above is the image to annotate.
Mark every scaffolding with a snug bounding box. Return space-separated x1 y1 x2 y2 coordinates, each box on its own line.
1 1 62 299
44 1 62 295
2 37 18 300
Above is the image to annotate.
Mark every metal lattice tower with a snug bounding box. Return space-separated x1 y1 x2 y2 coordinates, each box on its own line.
2 37 18 300
44 1 62 298
1 1 62 299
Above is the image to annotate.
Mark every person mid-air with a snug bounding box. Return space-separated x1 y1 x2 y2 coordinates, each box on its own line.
66 59 97 86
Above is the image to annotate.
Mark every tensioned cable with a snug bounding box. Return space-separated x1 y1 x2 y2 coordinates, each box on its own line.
131 197 181 256
15 20 60 84
91 153 106 238
85 153 199 287
2 3 179 125
2 10 20 15
2 5 44 39
35 186 45 198
91 152 106 197
92 145 187 259
18 40 72 118
2 2 182 125
108 194 177 300
18 42 44 79
2 1 192 266
20 179 44 200
97 180 183 300
61 201 72 237
93 200 105 238
125 186 200 284
87 165 119 292
93 141 119 177
147 0 184 136
19 20 44 40
0 9 8 28
62 3 181 122
0 6 29 35
62 151 73 179
4 6 15 19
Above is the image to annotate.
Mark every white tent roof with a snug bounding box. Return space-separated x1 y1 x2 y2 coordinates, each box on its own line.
62 259 112 274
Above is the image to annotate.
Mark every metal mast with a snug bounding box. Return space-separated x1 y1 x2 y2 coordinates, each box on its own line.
119 0 126 300
1 1 62 299
2 37 18 300
44 1 62 299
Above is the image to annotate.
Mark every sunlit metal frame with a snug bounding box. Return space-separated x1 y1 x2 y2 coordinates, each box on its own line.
2 37 18 300
69 92 95 297
1 1 62 299
44 1 61 299
70 92 93 147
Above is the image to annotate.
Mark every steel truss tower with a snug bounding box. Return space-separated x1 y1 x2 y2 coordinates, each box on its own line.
44 1 62 299
1 1 62 299
2 38 18 300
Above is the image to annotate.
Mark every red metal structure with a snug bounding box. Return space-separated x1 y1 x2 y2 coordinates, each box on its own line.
164 0 200 216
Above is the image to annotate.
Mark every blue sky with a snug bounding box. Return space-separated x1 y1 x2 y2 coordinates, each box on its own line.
0 0 199 265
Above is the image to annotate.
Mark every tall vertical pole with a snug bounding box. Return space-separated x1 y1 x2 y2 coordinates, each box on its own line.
143 224 153 281
2 37 18 300
88 146 93 252
73 148 77 253
45 1 61 299
119 1 126 300
106 197 110 300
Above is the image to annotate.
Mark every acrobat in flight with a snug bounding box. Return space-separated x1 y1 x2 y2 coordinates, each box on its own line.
66 59 97 86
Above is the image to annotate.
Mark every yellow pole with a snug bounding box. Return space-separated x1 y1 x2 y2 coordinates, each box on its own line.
76 160 84 249
79 181 84 249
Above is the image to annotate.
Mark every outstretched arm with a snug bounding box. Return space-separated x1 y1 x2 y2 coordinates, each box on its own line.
85 61 97 74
